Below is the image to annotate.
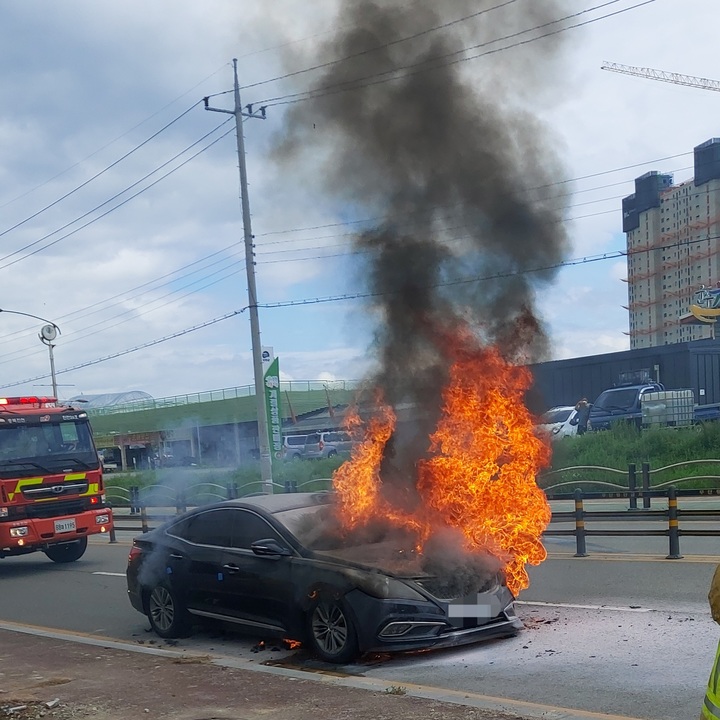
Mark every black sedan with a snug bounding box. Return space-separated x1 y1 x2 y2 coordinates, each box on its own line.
126 492 522 663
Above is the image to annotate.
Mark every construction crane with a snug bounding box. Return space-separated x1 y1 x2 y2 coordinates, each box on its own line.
601 62 720 93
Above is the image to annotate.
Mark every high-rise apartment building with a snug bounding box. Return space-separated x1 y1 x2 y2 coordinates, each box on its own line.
622 138 720 349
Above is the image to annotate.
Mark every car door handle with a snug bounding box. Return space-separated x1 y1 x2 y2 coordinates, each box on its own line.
169 553 184 560
222 563 241 574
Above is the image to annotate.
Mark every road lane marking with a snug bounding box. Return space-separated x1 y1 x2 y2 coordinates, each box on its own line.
92 572 125 577
517 600 652 613
0 620 650 720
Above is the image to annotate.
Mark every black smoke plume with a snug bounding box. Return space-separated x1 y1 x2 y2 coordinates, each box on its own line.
274 0 573 492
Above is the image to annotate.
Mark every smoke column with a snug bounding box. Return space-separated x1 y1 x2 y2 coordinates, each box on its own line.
274 0 574 489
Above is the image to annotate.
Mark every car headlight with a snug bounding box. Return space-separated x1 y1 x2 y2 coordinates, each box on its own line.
344 569 426 601
10 526 28 537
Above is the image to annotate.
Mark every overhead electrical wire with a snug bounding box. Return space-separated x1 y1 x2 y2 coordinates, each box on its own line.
239 0 519 91
0 102 202 242
0 118 233 266
253 0 655 107
0 64 229 212
5 228 716 389
0 124 236 272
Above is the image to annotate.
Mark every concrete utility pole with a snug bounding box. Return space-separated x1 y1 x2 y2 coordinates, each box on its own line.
204 60 273 493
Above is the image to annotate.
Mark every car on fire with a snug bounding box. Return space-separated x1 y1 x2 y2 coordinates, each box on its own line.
126 492 522 663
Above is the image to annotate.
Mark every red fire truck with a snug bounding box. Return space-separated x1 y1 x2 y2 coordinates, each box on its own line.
0 396 113 563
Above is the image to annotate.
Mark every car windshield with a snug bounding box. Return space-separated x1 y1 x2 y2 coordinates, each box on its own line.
592 389 638 412
540 408 572 424
0 419 97 478
272 502 430 576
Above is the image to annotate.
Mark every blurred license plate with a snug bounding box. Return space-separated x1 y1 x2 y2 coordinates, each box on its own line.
54 518 76 534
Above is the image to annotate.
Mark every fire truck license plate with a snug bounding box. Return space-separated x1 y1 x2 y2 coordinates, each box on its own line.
54 518 76 534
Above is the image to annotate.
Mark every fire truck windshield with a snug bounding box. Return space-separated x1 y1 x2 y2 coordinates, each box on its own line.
0 419 98 477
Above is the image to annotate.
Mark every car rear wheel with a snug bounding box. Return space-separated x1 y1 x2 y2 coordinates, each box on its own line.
44 537 88 563
307 599 359 663
147 584 191 638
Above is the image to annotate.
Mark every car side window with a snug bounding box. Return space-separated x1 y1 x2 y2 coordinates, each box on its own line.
168 509 235 547
231 510 283 550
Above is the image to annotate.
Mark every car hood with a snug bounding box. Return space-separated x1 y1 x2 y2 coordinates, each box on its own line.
310 539 504 597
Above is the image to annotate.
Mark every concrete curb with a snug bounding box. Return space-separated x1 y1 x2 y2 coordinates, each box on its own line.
0 621 648 720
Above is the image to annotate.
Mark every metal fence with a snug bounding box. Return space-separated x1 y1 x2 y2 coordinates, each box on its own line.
107 460 720 558
88 381 361 416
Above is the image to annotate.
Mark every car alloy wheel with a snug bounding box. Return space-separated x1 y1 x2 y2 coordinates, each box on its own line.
147 584 190 638
309 599 359 663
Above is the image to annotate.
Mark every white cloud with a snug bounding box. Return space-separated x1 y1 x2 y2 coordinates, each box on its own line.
0 0 715 398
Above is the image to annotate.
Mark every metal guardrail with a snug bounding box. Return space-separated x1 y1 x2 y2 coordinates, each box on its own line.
88 381 360 416
545 486 720 559
107 482 720 561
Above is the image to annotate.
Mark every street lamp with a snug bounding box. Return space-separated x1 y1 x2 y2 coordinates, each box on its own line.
0 309 61 399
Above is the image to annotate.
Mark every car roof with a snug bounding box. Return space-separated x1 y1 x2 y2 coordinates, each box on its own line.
216 491 333 515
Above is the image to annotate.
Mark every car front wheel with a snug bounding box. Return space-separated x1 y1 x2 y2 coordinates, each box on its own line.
147 584 191 638
44 537 88 563
307 599 359 663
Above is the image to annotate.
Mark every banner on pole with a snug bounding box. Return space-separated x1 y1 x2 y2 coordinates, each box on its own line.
263 357 283 468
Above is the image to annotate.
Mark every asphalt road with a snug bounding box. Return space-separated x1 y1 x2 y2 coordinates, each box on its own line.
1 531 718 720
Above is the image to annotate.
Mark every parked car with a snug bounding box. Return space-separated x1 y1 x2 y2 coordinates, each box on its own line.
125 493 522 663
302 430 356 460
536 406 580 440
282 435 308 461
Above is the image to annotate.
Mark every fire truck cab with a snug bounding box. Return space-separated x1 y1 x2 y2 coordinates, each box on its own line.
0 396 113 563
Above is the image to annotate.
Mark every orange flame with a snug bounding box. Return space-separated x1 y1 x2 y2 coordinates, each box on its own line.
331 341 552 596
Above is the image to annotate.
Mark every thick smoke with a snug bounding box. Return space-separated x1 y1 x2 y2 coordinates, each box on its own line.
273 1 572 568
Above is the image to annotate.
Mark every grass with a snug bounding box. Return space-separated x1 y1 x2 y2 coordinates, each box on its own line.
544 422 720 493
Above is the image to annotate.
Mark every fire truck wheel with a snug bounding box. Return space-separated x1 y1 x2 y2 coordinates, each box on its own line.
147 584 191 638
44 537 88 563
306 598 359 663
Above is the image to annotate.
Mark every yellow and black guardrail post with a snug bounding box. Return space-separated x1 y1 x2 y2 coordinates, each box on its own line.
573 488 588 557
666 485 683 559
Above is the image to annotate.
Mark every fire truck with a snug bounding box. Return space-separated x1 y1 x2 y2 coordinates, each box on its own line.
0 396 113 563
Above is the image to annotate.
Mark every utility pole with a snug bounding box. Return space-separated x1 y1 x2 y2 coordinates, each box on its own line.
204 60 273 493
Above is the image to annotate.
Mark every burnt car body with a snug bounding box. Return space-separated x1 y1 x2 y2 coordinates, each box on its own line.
126 492 522 663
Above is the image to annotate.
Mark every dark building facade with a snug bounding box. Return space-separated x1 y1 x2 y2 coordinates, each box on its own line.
527 338 720 412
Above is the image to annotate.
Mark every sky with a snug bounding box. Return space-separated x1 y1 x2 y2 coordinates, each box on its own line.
0 0 718 402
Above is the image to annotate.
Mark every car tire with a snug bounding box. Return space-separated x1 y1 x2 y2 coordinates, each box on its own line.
147 584 191 638
44 537 88 563
307 598 359 663
327 450 337 458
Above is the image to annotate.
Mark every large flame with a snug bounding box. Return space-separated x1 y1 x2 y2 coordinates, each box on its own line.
332 341 552 596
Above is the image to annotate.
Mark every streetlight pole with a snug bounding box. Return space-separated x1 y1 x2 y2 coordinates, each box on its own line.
204 60 274 493
0 309 61 399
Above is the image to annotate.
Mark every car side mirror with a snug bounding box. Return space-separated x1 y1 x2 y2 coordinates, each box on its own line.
251 538 292 557
569 417 578 425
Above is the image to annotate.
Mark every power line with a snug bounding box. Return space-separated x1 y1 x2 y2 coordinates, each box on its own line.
0 309 248 390
239 0 519 92
8 227 718 389
0 102 202 242
0 119 233 266
254 0 654 107
0 124 236 272
0 65 229 212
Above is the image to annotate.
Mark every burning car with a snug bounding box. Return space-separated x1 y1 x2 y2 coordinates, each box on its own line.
126 492 522 663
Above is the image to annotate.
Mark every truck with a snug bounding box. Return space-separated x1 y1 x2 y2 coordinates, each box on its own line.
588 378 720 431
0 395 113 563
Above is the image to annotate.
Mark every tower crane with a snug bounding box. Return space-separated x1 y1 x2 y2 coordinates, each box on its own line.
601 62 720 93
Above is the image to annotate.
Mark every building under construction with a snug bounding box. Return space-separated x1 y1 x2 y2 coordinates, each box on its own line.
622 137 720 348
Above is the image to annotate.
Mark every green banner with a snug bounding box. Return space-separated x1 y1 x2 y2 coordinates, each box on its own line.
263 357 283 469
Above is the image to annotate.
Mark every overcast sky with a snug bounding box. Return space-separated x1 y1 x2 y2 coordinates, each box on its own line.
0 0 717 401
